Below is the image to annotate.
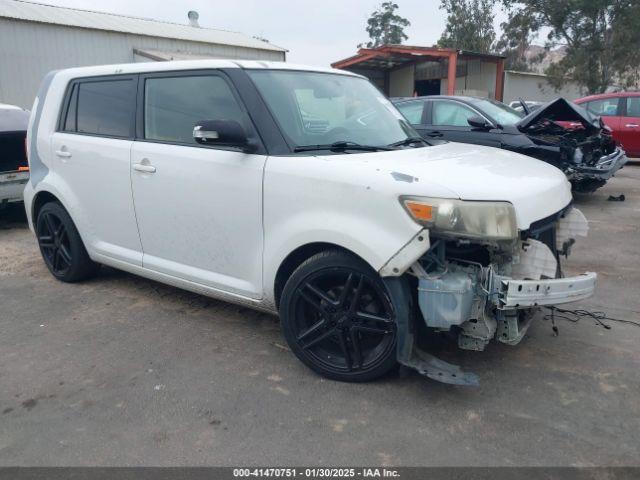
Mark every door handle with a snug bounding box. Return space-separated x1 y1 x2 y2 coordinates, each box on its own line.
133 163 156 173
427 131 443 137
55 149 71 158
625 123 639 128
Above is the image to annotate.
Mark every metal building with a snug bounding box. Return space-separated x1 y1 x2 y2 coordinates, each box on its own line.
332 45 506 101
0 0 287 108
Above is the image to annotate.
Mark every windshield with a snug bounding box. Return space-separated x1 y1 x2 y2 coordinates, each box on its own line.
247 70 418 150
467 98 523 126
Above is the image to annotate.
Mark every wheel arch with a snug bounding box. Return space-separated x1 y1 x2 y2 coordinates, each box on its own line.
32 190 62 222
273 242 369 310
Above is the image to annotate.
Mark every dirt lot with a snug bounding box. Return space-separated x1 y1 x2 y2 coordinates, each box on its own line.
1 167 639 467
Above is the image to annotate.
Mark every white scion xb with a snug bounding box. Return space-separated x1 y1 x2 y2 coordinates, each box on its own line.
24 60 596 385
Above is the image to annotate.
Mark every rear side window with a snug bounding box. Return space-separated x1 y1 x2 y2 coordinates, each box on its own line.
585 98 619 117
63 79 135 137
626 97 640 117
396 100 425 124
143 75 246 145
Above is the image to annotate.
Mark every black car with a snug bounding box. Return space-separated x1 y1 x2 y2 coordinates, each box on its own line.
392 96 628 193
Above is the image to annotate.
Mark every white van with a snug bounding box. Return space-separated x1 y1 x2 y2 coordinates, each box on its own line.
24 60 596 385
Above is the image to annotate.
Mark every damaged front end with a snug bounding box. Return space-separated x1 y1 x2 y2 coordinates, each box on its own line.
515 98 628 193
396 203 596 386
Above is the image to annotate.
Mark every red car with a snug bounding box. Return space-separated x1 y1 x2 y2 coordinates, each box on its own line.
574 92 640 157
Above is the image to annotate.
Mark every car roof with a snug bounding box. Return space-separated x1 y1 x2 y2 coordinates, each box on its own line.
574 91 640 103
52 60 362 81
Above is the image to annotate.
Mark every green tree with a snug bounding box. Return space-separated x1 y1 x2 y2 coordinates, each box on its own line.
437 0 497 53
360 2 411 48
496 9 540 71
501 0 640 94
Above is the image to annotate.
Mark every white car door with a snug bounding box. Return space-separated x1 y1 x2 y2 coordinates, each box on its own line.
130 72 266 299
50 76 143 265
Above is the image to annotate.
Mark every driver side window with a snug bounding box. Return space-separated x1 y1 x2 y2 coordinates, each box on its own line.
144 74 246 145
432 100 476 127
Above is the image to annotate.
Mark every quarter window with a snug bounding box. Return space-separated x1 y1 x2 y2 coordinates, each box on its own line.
431 101 476 127
144 75 246 145
76 80 135 137
585 98 619 117
396 100 425 125
63 84 78 132
626 97 640 117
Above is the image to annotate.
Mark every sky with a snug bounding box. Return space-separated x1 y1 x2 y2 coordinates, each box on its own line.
32 0 510 66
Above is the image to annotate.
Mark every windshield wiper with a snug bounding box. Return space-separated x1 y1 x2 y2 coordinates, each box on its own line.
293 141 393 153
388 137 429 147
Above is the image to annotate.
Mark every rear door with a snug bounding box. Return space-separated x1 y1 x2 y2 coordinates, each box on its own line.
619 96 640 156
130 71 266 299
394 99 429 135
582 97 623 144
50 76 143 265
425 99 502 147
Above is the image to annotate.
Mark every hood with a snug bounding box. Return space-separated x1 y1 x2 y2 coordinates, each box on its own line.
516 98 599 135
330 142 573 231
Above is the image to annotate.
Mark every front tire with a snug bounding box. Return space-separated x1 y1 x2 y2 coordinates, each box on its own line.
280 250 398 382
36 202 99 282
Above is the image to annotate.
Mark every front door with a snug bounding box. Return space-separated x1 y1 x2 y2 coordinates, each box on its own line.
424 99 502 148
619 96 640 156
130 72 266 299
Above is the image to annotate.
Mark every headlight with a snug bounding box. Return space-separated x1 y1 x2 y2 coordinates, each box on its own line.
401 196 517 240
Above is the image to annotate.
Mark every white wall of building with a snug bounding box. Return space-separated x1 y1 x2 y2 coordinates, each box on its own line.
503 70 584 104
0 19 284 109
441 60 497 98
389 65 415 97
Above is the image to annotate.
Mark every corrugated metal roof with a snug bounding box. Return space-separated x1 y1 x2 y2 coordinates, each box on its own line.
0 0 287 52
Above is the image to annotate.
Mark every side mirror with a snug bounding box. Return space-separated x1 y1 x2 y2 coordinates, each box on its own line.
467 116 492 130
193 119 254 152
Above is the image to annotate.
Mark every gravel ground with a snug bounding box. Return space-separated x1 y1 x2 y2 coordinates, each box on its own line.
0 166 639 466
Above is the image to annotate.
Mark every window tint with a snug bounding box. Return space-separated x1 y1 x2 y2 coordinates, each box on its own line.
585 98 619 117
396 100 425 124
63 84 78 132
76 80 134 137
431 100 477 127
626 97 640 117
144 75 246 145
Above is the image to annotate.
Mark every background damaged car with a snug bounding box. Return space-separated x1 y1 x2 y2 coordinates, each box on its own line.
394 96 628 193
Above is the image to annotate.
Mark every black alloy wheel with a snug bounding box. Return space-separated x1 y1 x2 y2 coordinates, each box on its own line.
37 209 72 276
280 250 398 382
36 202 99 282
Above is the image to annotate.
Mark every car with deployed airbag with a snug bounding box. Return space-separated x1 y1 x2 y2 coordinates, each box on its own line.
24 60 596 385
393 95 628 193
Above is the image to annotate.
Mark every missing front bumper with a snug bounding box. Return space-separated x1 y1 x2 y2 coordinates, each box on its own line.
496 272 597 308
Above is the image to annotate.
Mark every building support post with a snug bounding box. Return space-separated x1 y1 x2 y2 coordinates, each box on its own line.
447 52 458 95
495 58 505 101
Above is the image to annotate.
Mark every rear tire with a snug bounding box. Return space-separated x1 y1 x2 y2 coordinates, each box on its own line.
280 250 399 382
35 202 99 282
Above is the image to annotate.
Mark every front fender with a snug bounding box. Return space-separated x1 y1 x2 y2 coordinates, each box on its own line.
262 156 433 303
